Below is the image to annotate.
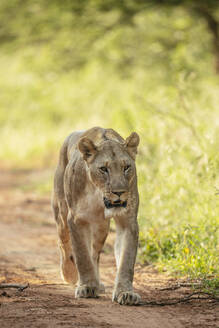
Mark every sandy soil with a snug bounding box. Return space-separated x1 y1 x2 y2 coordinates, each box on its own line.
0 169 218 328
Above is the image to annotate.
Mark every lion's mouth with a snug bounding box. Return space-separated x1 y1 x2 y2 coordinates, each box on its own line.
103 197 127 209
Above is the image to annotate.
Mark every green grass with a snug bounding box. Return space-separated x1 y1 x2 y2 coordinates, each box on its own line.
0 1 218 294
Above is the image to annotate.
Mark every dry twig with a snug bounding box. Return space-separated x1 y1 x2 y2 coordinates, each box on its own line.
139 292 219 307
159 282 202 291
0 283 29 291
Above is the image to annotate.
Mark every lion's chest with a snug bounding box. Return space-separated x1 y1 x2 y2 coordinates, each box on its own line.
74 185 105 224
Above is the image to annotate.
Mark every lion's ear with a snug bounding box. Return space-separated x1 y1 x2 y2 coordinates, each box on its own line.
78 137 97 161
125 132 140 160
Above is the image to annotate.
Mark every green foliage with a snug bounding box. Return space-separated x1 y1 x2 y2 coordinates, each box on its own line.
0 1 218 291
139 221 219 277
201 278 219 297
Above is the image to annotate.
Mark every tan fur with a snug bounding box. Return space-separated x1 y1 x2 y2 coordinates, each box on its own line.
52 127 141 305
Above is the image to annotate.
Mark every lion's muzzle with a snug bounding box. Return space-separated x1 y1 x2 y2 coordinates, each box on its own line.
103 197 127 209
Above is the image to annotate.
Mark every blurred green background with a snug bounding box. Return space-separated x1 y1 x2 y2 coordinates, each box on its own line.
0 0 218 291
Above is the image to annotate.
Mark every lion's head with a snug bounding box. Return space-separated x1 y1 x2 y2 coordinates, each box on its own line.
78 131 139 211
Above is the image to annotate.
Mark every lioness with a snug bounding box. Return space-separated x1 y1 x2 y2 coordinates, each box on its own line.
52 127 141 305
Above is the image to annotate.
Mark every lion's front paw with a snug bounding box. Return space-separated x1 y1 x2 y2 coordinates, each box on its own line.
112 291 141 305
75 285 98 299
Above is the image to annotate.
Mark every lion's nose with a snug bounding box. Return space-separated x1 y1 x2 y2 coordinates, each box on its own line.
112 191 125 197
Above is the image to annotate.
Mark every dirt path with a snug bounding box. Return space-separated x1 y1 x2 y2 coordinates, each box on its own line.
0 169 218 328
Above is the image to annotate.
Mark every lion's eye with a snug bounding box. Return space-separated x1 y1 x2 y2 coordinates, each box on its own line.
99 166 108 173
124 165 131 172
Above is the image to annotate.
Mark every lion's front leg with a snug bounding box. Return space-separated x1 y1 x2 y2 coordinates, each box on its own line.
68 215 99 298
112 217 141 305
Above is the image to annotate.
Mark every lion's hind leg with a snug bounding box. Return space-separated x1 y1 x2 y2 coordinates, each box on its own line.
52 196 78 285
